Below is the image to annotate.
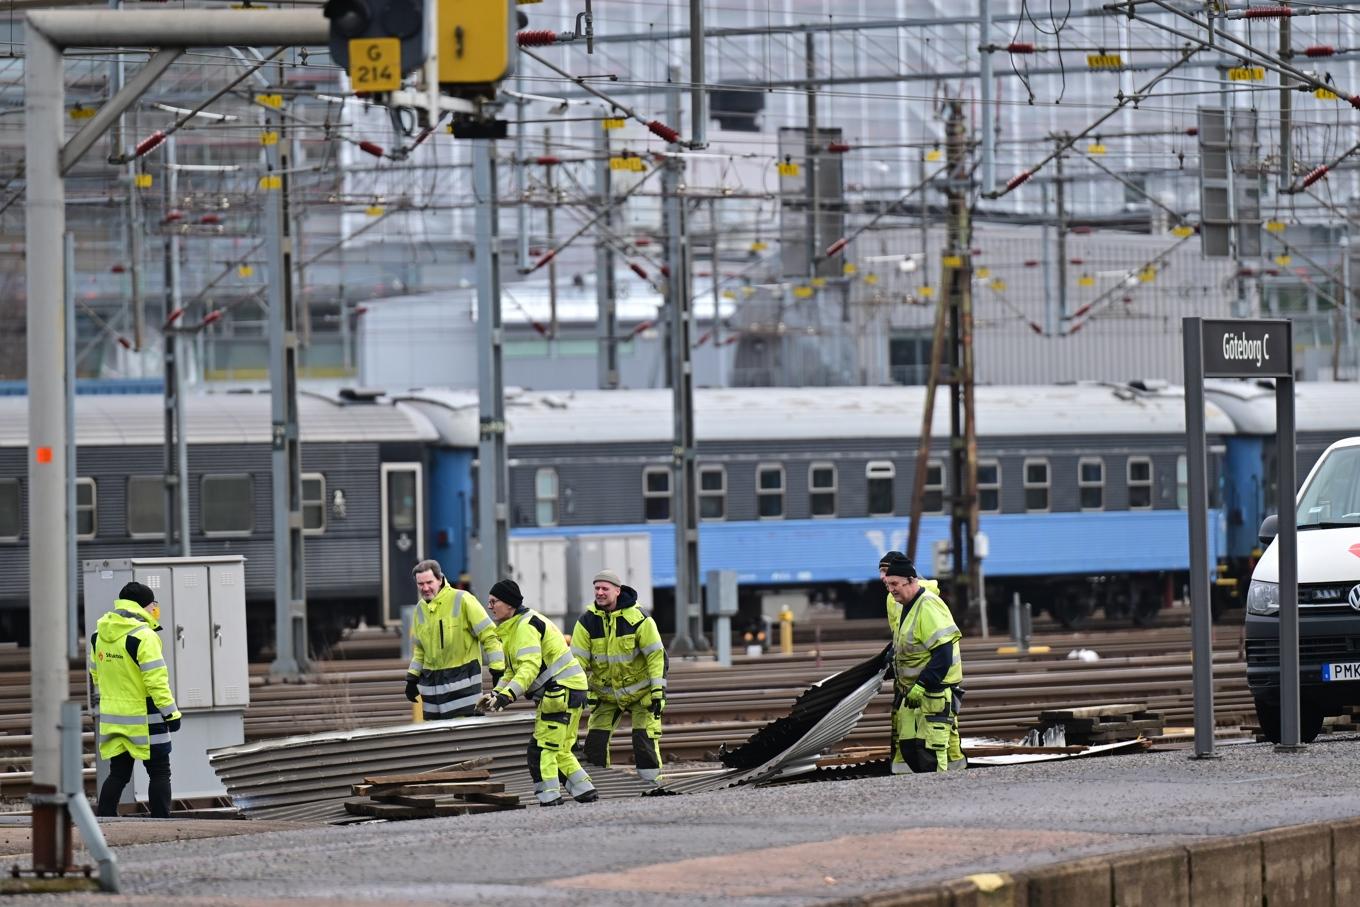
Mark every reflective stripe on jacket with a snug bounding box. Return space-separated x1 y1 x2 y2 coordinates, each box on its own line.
494 607 587 701
89 599 181 762
891 580 963 693
571 591 666 704
407 584 506 679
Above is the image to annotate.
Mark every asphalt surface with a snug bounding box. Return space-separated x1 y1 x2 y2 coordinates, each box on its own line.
6 735 1360 905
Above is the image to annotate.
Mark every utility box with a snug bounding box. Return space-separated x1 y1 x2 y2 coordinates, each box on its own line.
509 536 569 619
705 570 739 616
82 556 248 803
566 533 653 622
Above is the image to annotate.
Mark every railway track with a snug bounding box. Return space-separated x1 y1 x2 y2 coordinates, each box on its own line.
0 624 1257 799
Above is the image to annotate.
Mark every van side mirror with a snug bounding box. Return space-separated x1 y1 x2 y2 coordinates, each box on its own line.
1258 514 1279 545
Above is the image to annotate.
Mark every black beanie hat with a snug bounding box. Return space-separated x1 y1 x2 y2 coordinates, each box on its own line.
884 558 917 579
489 579 524 609
119 581 156 608
878 550 908 569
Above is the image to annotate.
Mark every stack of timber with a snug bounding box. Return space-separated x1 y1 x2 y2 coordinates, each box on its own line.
344 767 524 820
1034 703 1165 745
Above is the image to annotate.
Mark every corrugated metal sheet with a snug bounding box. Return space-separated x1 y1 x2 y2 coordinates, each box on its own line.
0 393 438 448
209 715 648 824
513 508 1226 586
657 645 891 795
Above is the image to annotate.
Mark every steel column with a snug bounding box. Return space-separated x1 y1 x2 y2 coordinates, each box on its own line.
1276 373 1300 748
1182 317 1217 758
595 125 619 389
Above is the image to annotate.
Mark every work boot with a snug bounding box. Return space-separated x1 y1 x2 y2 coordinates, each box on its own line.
574 789 599 804
540 797 564 807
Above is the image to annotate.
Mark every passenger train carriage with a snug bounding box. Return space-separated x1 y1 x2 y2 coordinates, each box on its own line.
1 380 1357 652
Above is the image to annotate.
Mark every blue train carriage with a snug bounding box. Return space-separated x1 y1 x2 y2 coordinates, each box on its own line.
403 383 1232 633
0 390 437 656
1205 379 1360 612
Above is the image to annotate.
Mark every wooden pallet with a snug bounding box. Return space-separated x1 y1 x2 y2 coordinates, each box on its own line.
343 760 525 821
1033 704 1165 745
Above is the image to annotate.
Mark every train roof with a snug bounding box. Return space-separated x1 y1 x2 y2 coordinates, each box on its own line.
397 383 1234 445
0 391 439 447
1204 380 1360 435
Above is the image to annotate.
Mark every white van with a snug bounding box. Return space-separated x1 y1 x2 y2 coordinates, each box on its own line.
1246 436 1360 742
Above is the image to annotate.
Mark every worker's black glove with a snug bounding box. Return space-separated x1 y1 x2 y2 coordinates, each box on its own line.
489 668 503 687
477 691 513 713
649 691 666 718
404 677 420 703
165 716 181 733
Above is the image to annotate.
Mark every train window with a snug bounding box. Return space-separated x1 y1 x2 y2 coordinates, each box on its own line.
127 476 165 538
0 478 19 541
1176 456 1188 509
1078 458 1105 510
76 478 97 539
302 473 326 534
809 463 837 517
1128 457 1153 509
922 461 945 514
977 460 1001 513
699 466 726 520
535 468 559 527
756 464 785 519
643 466 671 522
201 474 254 535
867 461 895 516
1023 459 1049 512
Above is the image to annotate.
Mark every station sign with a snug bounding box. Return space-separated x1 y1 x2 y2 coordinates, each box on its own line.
1200 318 1292 378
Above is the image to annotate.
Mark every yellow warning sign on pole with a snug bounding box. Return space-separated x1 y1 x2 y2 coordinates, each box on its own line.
349 38 401 93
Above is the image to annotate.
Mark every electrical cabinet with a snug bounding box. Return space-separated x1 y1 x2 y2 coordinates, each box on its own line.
82 555 248 801
566 533 654 621
509 536 569 619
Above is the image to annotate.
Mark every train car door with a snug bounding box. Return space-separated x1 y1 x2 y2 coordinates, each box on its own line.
380 462 425 626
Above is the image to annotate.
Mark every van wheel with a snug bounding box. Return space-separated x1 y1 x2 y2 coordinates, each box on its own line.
1253 699 1325 744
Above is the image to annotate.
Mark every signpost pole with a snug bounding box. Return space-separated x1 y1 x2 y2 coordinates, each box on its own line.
1276 323 1300 750
1183 317 1217 759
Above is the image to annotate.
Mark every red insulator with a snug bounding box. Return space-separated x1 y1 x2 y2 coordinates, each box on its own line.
1350 95 1360 110
634 237 652 247
358 141 384 158
202 310 224 326
135 131 166 157
412 125 435 147
647 120 680 144
1007 42 1036 54
1185 127 1199 136
531 249 557 272
1005 170 1033 191
1028 322 1043 334
1068 322 1084 335
1069 258 1084 265
1238 267 1257 277
353 306 369 317
1304 45 1335 57
531 320 548 336
1023 259 1039 268
1302 164 1329 187
110 264 126 274
1072 303 1093 318
629 263 649 280
199 213 222 225
826 142 851 154
163 209 184 223
825 237 849 256
516 30 558 47
165 307 186 326
535 155 560 166
1243 5 1291 17
117 336 132 349
659 265 671 278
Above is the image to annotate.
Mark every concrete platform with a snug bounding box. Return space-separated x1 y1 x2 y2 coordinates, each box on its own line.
3 736 1359 905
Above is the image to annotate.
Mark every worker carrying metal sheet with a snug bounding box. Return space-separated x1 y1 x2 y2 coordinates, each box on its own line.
478 579 598 806
571 569 668 786
406 559 506 719
882 555 967 773
88 581 182 818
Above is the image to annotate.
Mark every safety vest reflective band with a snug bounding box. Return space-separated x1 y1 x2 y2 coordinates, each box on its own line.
571 603 666 703
408 584 506 677
891 582 963 689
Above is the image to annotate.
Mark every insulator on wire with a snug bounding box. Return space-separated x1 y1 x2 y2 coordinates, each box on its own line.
1005 170 1033 192
117 336 132 350
531 321 548 336
1023 259 1039 268
1303 45 1335 57
826 142 851 154
1072 303 1092 318
517 30 558 47
825 237 849 256
1068 322 1085 335
135 131 166 157
1185 127 1199 137
535 155 560 166
1243 6 1292 17
165 308 186 326
1302 164 1329 188
647 120 680 144
629 263 649 280
201 311 224 327
1028 322 1043 334
659 264 671 278
1350 95 1360 110
531 249 557 271
1007 42 1036 54
358 141 384 158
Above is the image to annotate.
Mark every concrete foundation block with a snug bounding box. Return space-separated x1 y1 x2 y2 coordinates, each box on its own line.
1026 857 1111 907
946 872 1025 907
1187 836 1263 907
1262 826 1332 907
1329 817 1360 907
1110 848 1189 907
848 889 947 907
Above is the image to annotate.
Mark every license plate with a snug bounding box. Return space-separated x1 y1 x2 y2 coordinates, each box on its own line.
1322 662 1360 681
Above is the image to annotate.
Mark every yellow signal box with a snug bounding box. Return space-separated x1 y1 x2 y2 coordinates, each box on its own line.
349 37 402 92
438 0 513 85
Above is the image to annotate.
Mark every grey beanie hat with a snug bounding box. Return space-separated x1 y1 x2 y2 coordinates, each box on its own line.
593 569 622 587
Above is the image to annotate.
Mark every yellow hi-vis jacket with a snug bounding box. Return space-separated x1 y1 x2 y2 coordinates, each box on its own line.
891 579 963 693
571 588 666 704
89 599 181 761
407 583 506 716
493 607 587 702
